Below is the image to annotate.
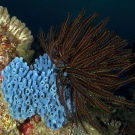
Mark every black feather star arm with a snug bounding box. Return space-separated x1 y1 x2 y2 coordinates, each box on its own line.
38 9 135 133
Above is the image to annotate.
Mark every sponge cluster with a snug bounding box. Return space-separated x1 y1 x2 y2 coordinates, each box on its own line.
1 53 71 130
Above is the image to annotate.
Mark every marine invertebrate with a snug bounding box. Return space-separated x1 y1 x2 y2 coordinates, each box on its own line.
38 9 135 133
0 6 34 66
1 53 71 130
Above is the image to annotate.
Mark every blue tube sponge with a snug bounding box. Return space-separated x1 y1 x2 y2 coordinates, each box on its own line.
1 53 72 130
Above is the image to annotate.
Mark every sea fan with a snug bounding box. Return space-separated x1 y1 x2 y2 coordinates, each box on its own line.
38 9 135 133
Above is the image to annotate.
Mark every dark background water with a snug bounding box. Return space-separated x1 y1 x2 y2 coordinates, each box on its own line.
1 0 135 98
1 0 135 44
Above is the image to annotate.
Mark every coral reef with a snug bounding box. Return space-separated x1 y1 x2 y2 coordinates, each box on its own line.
1 6 135 135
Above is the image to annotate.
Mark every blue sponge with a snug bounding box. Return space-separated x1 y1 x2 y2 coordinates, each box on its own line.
1 53 72 130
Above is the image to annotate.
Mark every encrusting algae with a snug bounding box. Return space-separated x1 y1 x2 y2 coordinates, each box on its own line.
0 90 18 134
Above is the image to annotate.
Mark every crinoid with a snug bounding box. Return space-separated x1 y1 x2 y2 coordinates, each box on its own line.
38 9 135 133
